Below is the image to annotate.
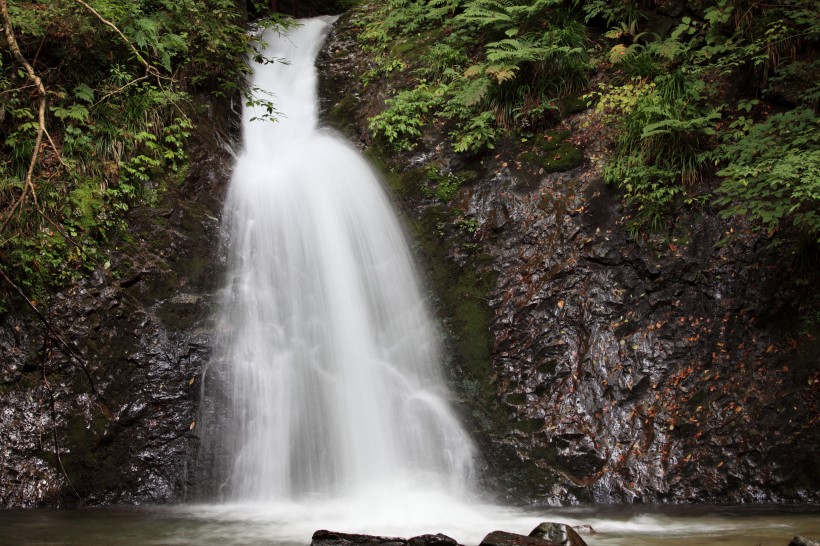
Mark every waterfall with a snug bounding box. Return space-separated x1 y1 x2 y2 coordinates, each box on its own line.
201 16 476 505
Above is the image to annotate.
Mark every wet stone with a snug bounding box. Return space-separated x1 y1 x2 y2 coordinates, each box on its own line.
789 537 820 546
311 531 461 546
479 528 586 546
529 522 588 546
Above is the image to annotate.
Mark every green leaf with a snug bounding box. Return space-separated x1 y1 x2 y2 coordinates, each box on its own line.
73 83 95 104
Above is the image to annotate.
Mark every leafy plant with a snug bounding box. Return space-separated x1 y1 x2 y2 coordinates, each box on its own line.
591 72 720 231
715 108 819 241
422 167 472 201
369 84 443 150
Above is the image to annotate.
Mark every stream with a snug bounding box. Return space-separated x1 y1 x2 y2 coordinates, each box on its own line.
0 504 817 545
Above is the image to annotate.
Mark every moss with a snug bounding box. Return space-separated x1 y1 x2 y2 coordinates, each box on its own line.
402 191 499 423
560 95 588 117
325 93 360 138
519 130 584 173
390 28 438 63
514 417 544 434
538 359 558 375
422 167 475 202
59 405 120 497
530 442 559 465
364 145 428 199
505 392 527 405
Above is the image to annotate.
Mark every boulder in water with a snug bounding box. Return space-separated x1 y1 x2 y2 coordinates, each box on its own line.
789 537 820 546
408 534 461 546
312 530 406 546
479 528 587 546
529 522 589 546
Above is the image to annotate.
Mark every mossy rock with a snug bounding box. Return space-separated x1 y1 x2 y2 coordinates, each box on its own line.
559 95 589 117
520 130 584 173
537 359 558 375
514 417 544 434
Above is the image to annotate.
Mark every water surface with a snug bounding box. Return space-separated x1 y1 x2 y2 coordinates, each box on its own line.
1 504 817 546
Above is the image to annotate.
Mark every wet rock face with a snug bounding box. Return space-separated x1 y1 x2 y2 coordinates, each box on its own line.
318 15 820 504
471 122 820 503
0 92 236 508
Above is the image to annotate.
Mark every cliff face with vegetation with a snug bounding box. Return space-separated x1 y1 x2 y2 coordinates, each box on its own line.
1 0 818 507
0 0 252 507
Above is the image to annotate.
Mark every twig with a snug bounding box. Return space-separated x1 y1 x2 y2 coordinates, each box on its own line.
43 126 70 170
92 74 149 106
35 205 82 250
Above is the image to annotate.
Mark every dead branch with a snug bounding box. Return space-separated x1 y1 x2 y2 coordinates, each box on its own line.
1 0 46 233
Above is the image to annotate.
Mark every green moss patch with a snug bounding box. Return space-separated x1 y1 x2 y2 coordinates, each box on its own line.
520 130 584 173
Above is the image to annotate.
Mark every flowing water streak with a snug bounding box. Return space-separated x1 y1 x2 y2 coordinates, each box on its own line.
209 16 475 505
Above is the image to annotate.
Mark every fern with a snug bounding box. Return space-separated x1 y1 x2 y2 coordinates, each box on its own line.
458 75 493 105
460 0 513 30
425 0 463 21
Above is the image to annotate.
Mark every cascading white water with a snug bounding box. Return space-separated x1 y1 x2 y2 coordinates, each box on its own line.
213 16 475 503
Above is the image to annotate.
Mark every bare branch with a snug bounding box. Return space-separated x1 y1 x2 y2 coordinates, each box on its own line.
0 0 46 233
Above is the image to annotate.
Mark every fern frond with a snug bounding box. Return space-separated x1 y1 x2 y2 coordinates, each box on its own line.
486 64 517 82
457 76 493 106
461 0 512 29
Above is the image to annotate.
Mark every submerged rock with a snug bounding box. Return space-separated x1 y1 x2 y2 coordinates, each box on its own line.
311 528 587 546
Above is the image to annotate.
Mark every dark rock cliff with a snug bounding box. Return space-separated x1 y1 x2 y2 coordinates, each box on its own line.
318 13 820 505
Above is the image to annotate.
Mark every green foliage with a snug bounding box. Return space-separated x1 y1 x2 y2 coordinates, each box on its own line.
369 84 443 150
422 167 472 201
715 108 819 240
580 0 644 27
450 110 501 153
356 0 818 249
590 68 721 230
582 0 818 241
1 0 288 309
357 0 592 152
